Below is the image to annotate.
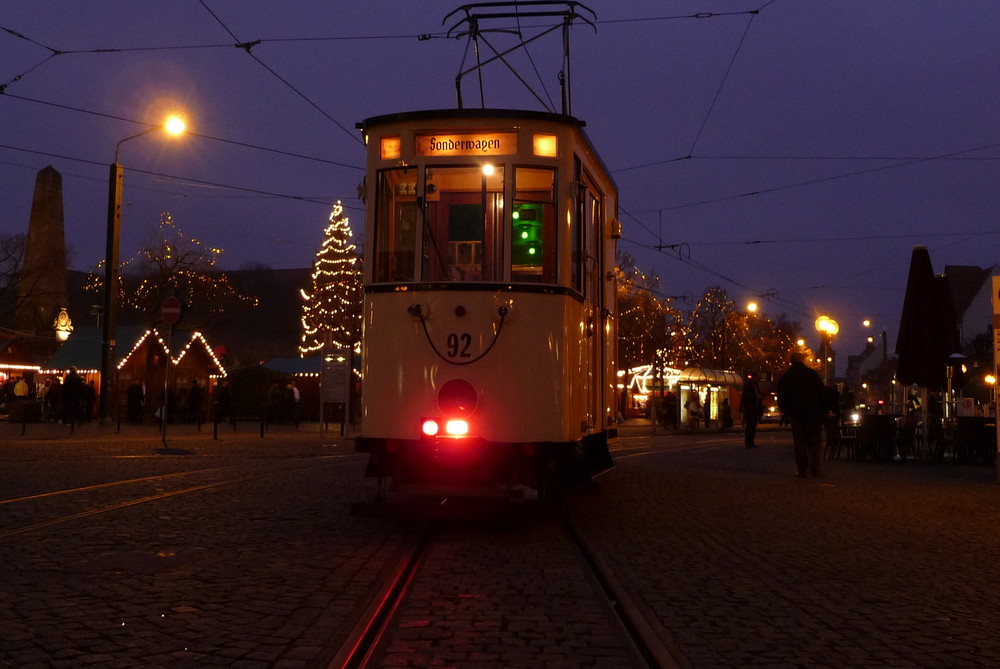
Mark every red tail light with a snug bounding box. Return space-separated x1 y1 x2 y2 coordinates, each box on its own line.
445 419 469 436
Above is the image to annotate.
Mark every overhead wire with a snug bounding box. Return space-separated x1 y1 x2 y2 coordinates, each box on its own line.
1 92 363 171
514 3 557 112
195 0 362 146
686 10 759 155
622 141 1000 218
0 142 350 210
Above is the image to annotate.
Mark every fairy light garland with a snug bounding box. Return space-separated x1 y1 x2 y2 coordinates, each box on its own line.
84 212 257 317
113 328 227 376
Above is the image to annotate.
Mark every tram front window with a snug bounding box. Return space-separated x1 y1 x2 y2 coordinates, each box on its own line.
422 165 503 282
373 167 418 282
372 163 555 285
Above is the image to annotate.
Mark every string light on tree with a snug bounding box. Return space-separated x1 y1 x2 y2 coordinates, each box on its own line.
299 201 362 356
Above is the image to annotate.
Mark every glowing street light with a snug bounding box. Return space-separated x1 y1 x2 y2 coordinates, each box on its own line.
100 115 187 423
815 315 839 382
815 315 839 338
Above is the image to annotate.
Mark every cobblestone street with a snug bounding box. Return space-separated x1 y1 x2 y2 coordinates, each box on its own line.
1 420 998 667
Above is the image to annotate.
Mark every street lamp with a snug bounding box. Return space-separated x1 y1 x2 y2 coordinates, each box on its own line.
100 116 186 423
815 315 839 383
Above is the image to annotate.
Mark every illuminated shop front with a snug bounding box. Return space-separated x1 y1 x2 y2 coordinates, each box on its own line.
622 364 743 427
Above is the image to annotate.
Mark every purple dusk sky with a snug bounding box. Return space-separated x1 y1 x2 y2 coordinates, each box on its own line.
2 1 998 364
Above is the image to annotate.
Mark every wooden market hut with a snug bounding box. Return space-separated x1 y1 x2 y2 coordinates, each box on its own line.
0 335 43 418
43 326 226 423
0 335 42 383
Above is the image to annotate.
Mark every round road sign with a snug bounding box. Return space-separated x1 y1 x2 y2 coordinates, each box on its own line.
161 296 183 325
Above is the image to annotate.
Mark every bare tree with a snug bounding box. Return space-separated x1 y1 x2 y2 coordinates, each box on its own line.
0 234 25 327
85 213 257 324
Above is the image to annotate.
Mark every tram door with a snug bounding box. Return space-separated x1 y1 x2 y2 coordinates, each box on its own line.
578 164 606 431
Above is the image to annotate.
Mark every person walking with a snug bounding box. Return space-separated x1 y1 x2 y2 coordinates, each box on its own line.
215 380 232 424
776 353 830 478
684 392 704 432
13 375 29 401
740 373 763 448
61 366 85 425
287 380 301 426
719 397 733 432
187 380 203 425
83 380 97 422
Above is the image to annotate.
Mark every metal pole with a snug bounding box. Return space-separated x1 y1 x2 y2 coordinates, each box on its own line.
319 343 325 436
100 127 160 425
162 323 171 448
100 162 123 424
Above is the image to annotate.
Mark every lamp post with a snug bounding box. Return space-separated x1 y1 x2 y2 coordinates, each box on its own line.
815 315 839 383
100 117 186 423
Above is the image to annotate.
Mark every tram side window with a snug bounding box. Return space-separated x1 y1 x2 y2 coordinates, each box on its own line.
423 165 503 282
511 167 556 283
571 157 584 293
373 168 417 283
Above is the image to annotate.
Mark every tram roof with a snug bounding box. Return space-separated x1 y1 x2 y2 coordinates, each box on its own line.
357 107 617 192
357 108 586 131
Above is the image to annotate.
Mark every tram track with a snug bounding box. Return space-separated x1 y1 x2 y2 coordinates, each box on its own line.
328 499 682 669
0 453 363 539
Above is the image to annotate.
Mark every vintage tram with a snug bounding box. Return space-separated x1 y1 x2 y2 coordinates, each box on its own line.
355 108 619 499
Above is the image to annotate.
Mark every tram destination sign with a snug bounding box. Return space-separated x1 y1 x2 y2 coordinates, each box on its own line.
415 132 517 157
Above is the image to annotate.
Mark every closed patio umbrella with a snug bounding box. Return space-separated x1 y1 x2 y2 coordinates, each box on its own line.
894 246 963 393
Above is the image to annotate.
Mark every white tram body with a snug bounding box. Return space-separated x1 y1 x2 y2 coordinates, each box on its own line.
356 109 618 496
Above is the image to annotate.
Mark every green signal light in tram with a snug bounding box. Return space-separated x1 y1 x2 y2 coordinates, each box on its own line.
512 203 542 267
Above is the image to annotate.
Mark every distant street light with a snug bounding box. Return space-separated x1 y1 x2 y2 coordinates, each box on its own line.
815 315 839 382
100 116 187 423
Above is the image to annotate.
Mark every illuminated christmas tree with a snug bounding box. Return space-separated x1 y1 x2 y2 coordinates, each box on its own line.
299 202 362 356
